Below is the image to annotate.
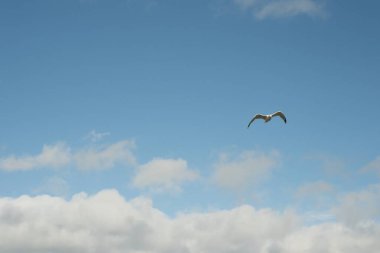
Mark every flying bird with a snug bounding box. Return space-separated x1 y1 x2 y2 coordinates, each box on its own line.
247 111 287 128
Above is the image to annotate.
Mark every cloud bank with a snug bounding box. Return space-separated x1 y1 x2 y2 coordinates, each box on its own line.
0 189 379 253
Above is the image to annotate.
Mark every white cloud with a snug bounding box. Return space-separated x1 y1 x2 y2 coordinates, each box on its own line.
256 0 323 19
278 222 380 253
302 211 335 224
0 143 71 171
132 158 198 193
212 150 280 190
0 140 136 171
233 0 324 19
0 189 379 253
74 140 137 170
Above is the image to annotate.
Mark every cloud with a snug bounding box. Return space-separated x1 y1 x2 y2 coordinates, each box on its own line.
234 0 260 10
360 156 380 176
294 181 336 216
295 181 334 199
0 140 136 171
75 140 137 170
0 143 71 171
305 154 346 176
0 145 6 152
33 176 70 197
333 184 380 228
84 130 110 142
233 0 325 19
0 189 379 253
132 158 198 193
212 150 280 190
277 222 380 253
302 211 335 224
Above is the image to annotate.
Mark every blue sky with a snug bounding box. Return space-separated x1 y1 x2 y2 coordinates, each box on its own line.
0 0 380 252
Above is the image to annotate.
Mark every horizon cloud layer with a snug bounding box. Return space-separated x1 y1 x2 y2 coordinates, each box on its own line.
0 189 379 253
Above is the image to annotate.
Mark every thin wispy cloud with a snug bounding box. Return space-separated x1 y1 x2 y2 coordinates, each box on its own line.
0 145 6 152
33 176 70 197
0 140 136 171
305 154 347 176
75 140 136 170
212 150 280 190
79 0 96 4
294 180 336 213
295 180 334 199
302 211 335 224
132 158 198 193
360 156 380 177
233 0 325 19
84 130 110 142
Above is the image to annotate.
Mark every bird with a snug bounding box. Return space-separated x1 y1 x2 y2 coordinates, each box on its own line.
247 111 287 128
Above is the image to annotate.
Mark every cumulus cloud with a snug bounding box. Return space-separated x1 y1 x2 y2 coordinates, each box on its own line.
233 0 325 19
0 140 136 171
0 189 379 253
212 150 280 190
132 158 199 193
0 143 71 171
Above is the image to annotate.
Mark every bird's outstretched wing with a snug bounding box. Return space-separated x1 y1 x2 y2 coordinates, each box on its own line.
272 111 287 123
247 114 266 128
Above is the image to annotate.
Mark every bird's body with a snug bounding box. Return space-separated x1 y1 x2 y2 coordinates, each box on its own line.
247 111 287 128
262 115 272 122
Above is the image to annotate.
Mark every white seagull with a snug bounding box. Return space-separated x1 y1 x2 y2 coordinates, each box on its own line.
247 111 287 128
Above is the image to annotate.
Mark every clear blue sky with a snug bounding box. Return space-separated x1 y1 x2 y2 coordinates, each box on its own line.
0 1 379 252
